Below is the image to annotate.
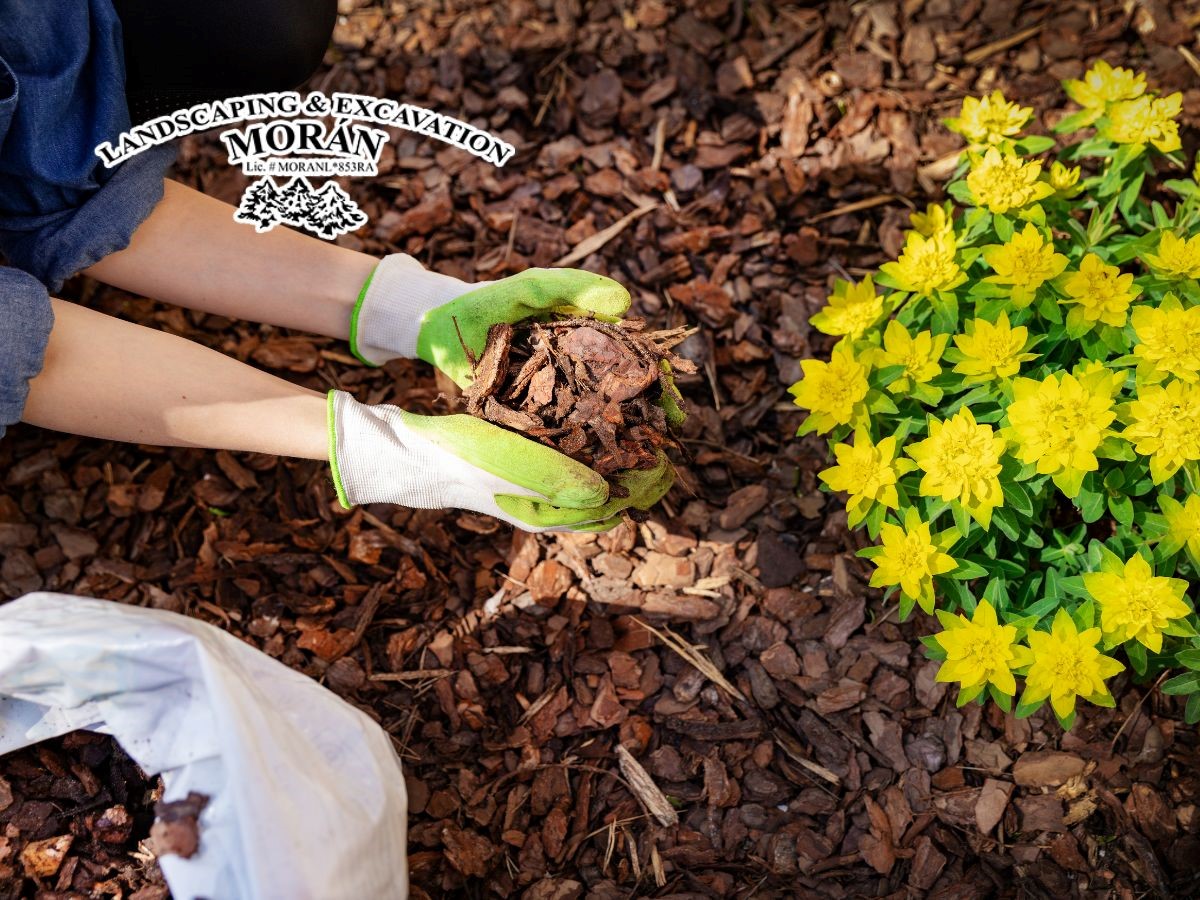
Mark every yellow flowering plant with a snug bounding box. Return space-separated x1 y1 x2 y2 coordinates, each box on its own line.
791 64 1200 728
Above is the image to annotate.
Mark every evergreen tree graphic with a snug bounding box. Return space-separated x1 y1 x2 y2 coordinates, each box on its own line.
276 177 317 226
304 181 368 240
233 177 284 232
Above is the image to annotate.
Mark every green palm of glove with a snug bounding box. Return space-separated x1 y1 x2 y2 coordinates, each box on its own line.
400 412 674 532
418 268 631 387
495 451 676 532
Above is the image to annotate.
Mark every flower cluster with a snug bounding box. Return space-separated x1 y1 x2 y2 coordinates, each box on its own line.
792 62 1200 728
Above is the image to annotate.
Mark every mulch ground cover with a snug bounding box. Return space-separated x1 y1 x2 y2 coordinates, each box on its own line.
4 0 1200 896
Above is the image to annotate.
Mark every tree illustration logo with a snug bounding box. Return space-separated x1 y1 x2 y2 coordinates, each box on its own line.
234 176 367 239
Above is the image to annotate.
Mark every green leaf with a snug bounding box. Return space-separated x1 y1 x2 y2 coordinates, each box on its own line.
993 215 1014 242
951 500 971 539
1186 693 1200 724
1004 480 1034 518
1016 135 1057 154
1076 484 1106 524
988 684 1013 712
1108 494 1135 527
993 507 1020 542
1161 671 1200 695
1175 648 1200 670
947 180 975 205
951 559 989 580
1052 110 1098 134
1126 640 1148 677
931 292 959 335
957 683 985 707
1015 693 1045 718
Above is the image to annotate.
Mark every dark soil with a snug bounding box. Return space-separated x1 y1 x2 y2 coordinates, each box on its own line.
3 1 1200 898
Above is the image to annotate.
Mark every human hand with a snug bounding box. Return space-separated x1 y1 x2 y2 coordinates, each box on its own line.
349 256 630 386
327 391 671 532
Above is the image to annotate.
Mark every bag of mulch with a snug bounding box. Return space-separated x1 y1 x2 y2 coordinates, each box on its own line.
0 592 408 900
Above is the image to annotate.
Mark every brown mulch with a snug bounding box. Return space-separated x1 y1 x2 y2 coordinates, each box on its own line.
464 319 692 481
0 733 166 899
4 1 1200 897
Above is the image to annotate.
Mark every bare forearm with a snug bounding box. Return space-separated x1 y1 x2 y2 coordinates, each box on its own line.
23 299 329 459
83 180 377 339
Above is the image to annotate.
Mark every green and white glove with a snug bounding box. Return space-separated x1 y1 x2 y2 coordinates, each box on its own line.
348 255 631 386
327 391 673 533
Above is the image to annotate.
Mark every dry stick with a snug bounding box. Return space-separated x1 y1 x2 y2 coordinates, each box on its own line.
553 203 657 267
451 314 477 370
809 193 904 223
962 24 1043 65
1109 670 1169 754
615 745 679 827
1179 45 1200 80
634 617 747 702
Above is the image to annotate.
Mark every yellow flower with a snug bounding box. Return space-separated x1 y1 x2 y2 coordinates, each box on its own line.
810 276 884 338
1005 366 1123 497
1142 232 1200 280
951 313 1037 382
1048 161 1082 196
869 510 956 613
982 223 1068 307
934 599 1034 696
946 90 1033 145
1131 294 1200 383
1064 60 1146 111
1123 380 1200 483
879 229 966 297
1159 494 1200 562
1061 253 1139 328
1102 93 1182 153
966 149 1055 215
873 320 947 394
906 407 1007 528
1023 609 1124 721
910 203 951 237
1083 554 1189 653
789 345 870 435
819 430 909 527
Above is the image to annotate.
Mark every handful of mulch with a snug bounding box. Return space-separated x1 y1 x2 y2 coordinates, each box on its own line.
461 317 695 491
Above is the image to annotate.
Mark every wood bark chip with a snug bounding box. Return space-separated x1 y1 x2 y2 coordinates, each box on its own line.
615 745 679 827
462 317 695 491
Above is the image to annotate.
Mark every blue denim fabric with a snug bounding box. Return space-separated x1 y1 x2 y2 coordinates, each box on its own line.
0 0 177 436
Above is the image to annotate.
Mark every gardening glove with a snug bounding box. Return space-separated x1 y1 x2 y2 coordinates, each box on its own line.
327 391 674 532
348 254 631 386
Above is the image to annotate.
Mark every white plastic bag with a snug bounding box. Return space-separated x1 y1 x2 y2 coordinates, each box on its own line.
0 592 408 900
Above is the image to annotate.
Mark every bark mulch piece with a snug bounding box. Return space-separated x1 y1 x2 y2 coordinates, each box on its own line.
463 318 693 483
4 1 1200 898
0 732 166 900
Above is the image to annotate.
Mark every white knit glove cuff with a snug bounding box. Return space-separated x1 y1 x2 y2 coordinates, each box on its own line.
329 390 444 509
350 255 474 366
329 391 577 531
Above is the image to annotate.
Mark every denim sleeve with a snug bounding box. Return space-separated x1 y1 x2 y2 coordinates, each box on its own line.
0 268 53 437
0 0 178 435
0 141 177 292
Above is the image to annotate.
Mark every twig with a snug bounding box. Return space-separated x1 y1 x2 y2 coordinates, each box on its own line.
1109 670 1168 753
809 193 903 223
370 669 455 682
634 617 747 701
963 24 1043 65
553 203 657 267
615 745 679 827
451 314 477 370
